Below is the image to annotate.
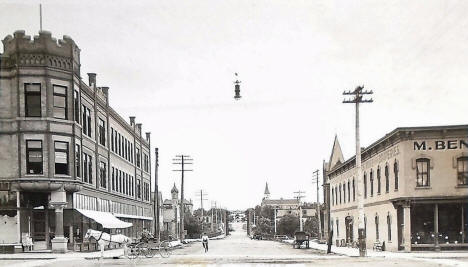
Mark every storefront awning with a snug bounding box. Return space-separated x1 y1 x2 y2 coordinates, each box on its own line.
76 209 133 229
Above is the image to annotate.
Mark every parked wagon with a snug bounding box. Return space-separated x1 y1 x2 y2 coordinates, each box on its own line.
293 231 310 249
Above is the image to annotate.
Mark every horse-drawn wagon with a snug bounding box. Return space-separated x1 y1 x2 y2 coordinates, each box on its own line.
292 231 310 249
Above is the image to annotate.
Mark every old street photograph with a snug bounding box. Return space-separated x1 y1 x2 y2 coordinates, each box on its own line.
0 0 467 266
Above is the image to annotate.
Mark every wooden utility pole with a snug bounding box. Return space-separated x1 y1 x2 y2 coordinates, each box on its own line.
195 189 208 231
312 169 322 240
343 85 373 257
294 190 305 231
172 155 193 241
154 148 160 240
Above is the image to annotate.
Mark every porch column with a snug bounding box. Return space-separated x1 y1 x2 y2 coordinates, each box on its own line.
434 204 440 251
402 202 411 252
50 189 68 253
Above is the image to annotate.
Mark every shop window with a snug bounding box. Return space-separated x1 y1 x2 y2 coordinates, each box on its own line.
25 83 41 117
53 85 67 119
387 214 391 241
26 140 43 174
394 161 399 190
377 166 381 194
370 169 374 196
99 161 107 188
457 157 468 185
54 141 69 175
98 118 106 146
75 144 80 178
385 164 389 193
375 215 379 240
74 90 80 123
416 158 430 187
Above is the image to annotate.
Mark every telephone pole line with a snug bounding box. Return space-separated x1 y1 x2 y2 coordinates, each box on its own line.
294 190 305 231
312 169 322 240
154 148 160 240
195 189 208 230
172 155 193 242
343 85 373 257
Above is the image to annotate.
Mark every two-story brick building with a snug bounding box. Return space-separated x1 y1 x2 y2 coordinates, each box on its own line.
0 31 153 253
323 125 468 251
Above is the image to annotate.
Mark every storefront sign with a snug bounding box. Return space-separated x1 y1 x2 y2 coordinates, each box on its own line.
413 140 468 151
363 145 400 169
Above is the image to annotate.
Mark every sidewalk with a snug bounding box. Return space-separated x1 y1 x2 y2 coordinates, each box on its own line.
0 236 223 261
283 239 468 266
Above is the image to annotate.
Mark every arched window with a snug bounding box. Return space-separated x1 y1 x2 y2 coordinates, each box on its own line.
364 172 367 198
339 184 342 204
332 188 335 206
352 178 355 201
387 214 392 241
377 166 381 194
385 164 389 193
375 215 380 240
416 158 430 187
347 181 350 202
370 169 374 196
457 157 468 185
394 161 399 190
343 183 346 203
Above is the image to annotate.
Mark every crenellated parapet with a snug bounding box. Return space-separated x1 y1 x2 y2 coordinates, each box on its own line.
1 30 80 72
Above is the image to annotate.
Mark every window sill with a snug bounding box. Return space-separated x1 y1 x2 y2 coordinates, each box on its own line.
415 186 431 190
54 175 71 178
394 189 399 192
24 174 45 177
455 185 468 188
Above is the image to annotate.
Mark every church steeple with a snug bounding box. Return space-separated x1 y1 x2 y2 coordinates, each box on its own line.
264 182 270 200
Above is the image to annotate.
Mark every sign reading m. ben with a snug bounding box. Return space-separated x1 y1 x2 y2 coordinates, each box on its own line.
414 140 468 151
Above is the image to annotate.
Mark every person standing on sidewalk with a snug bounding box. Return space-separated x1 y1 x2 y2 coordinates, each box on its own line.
202 233 209 253
327 228 333 254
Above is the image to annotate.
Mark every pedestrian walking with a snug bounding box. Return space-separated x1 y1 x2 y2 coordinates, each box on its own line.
202 232 209 253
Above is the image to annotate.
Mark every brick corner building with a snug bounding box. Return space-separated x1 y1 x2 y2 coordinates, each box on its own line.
0 31 152 253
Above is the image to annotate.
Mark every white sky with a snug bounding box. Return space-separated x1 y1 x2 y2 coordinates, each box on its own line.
1 0 467 210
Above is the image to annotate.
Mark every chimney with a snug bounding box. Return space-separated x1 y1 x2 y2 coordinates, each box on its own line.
129 116 135 126
87 73 96 87
101 86 109 97
136 123 142 135
145 132 151 142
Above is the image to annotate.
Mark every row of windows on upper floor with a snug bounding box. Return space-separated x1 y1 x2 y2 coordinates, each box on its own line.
331 157 468 207
23 83 150 173
26 139 150 202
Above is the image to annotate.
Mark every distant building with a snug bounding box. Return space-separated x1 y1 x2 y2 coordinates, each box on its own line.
162 184 193 238
323 125 468 251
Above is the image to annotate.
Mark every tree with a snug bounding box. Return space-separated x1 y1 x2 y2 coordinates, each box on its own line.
277 214 299 237
184 212 202 238
304 217 319 238
255 217 273 235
